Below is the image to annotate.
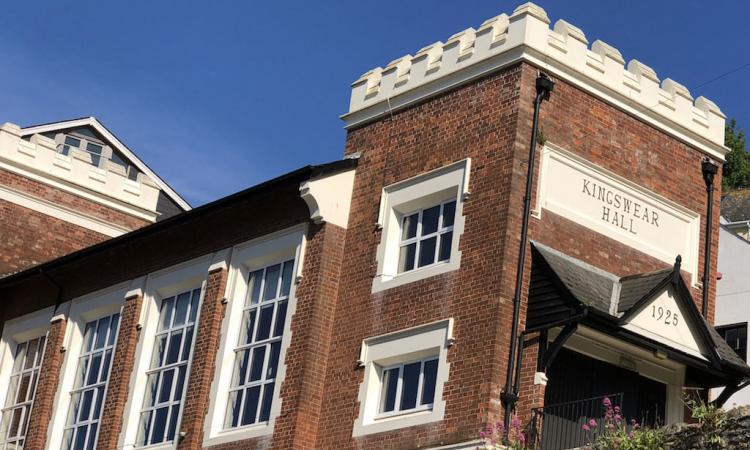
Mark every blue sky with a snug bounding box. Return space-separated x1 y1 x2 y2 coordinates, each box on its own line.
1 1 747 206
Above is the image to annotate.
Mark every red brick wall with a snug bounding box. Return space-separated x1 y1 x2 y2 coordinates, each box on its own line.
97 293 144 450
317 64 526 449
0 168 152 276
24 316 66 450
179 267 229 449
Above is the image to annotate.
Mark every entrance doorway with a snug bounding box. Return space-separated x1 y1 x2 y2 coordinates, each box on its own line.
538 348 666 448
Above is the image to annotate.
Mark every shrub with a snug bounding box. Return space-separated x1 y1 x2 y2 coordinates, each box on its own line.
478 416 526 449
582 397 665 450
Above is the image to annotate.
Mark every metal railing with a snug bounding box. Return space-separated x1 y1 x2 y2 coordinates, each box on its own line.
529 392 624 450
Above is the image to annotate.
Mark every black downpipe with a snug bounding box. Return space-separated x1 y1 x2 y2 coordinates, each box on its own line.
501 73 554 433
701 158 718 318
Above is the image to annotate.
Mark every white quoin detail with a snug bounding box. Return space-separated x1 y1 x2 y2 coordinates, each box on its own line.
299 169 356 229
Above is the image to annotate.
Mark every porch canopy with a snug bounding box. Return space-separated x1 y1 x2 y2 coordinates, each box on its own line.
526 242 750 402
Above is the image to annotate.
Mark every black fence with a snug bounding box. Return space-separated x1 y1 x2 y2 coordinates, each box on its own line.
529 392 624 450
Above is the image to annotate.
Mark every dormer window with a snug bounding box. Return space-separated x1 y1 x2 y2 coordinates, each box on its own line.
55 133 104 167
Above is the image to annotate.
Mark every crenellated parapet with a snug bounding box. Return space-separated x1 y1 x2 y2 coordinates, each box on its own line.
0 122 161 221
344 2 727 159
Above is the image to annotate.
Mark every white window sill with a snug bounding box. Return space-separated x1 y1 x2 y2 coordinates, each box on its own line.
372 258 460 293
353 407 442 437
203 422 273 447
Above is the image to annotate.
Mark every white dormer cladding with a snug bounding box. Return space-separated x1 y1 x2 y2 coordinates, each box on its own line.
0 122 161 224
344 2 728 160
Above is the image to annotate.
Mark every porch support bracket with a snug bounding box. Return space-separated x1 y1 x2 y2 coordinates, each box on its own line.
711 378 750 408
541 322 577 371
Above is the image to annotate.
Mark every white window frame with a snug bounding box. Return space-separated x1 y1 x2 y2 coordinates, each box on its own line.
397 200 456 273
119 256 211 450
376 356 439 419
373 159 470 293
0 307 54 450
47 283 129 450
353 319 454 437
203 224 306 447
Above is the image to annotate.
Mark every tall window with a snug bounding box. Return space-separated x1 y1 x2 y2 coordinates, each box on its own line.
62 314 120 450
378 357 438 417
224 259 293 429
136 288 201 446
398 200 456 273
0 335 46 450
718 323 748 362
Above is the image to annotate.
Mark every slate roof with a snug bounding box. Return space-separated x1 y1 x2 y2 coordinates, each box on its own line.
531 242 750 375
721 189 750 222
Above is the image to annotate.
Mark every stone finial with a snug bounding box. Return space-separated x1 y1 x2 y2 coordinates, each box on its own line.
510 2 550 24
627 59 659 82
591 39 625 64
553 19 588 44
662 78 693 100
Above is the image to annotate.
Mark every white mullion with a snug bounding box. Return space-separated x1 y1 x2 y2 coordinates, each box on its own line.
416 360 426 407
394 365 405 413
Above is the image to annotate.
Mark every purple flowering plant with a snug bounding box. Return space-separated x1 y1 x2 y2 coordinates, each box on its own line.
581 397 664 450
478 415 526 449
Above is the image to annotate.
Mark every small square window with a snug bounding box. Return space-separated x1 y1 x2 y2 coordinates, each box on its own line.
353 319 453 437
718 323 747 362
398 201 456 273
372 159 470 293
378 357 439 417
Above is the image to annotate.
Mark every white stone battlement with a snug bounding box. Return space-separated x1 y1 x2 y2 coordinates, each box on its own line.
0 122 161 218
345 2 727 158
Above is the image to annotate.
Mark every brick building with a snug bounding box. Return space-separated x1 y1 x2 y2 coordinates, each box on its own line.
0 3 748 450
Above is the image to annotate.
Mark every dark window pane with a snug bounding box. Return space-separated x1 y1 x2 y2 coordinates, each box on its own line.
263 264 281 301
273 301 287 337
93 385 105 420
259 382 275 422
227 390 242 428
247 270 263 306
73 425 87 450
400 362 421 410
167 404 179 441
86 423 97 450
150 407 169 443
86 354 101 386
418 237 437 268
235 350 250 386
401 213 418 240
86 143 102 155
100 349 112 383
421 205 440 235
181 326 194 361
421 359 438 405
438 231 453 262
243 309 257 345
255 305 274 341
381 368 398 413
160 297 174 330
79 389 94 422
442 201 456 228
189 289 201 323
242 386 261 425
174 365 187 401
173 292 191 327
158 369 175 404
399 243 416 273
249 346 267 382
94 316 110 350
281 260 294 297
267 341 281 379
108 314 120 346
165 330 183 365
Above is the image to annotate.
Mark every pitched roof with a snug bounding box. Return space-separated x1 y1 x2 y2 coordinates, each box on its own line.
20 117 191 211
531 242 750 375
721 188 750 222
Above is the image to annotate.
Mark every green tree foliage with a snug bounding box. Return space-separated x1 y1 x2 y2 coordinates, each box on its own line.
722 119 750 191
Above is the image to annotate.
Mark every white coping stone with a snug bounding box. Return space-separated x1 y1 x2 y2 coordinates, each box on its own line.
0 122 161 221
344 2 727 158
